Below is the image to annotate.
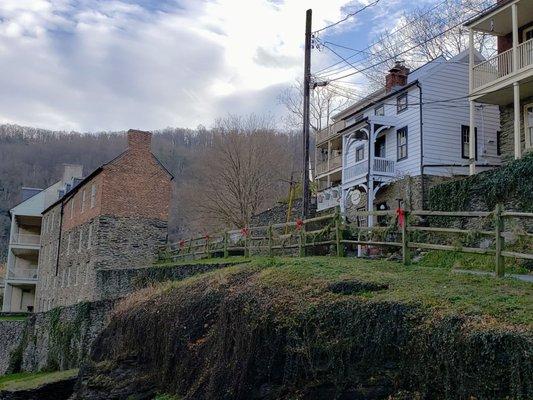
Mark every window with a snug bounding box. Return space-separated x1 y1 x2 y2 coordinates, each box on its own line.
397 93 408 113
461 125 478 160
355 145 365 162
397 127 408 160
79 229 83 252
67 233 71 255
50 212 54 231
375 136 386 158
81 190 86 213
496 131 502 156
90 184 97 208
70 200 74 219
525 104 533 149
374 105 384 116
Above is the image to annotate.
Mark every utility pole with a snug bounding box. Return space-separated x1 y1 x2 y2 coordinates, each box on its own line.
302 8 312 219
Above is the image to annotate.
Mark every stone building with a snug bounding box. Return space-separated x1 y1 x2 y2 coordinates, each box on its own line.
35 130 173 311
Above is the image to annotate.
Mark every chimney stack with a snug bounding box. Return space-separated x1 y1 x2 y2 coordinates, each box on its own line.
62 164 83 183
385 61 409 93
127 129 152 153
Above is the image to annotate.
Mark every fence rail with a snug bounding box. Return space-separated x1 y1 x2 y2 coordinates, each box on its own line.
160 205 532 278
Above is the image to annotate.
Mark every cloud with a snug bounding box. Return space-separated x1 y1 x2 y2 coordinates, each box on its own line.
0 0 388 131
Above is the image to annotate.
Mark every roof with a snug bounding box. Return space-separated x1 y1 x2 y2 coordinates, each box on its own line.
464 0 515 27
42 148 174 215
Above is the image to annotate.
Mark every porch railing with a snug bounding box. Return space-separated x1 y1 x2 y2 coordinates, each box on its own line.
344 159 367 181
472 38 533 89
317 186 341 211
316 153 342 175
316 120 346 144
374 157 395 175
7 267 38 281
11 233 41 246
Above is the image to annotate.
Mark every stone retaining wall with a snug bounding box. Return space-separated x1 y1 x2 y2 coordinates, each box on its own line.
0 261 243 375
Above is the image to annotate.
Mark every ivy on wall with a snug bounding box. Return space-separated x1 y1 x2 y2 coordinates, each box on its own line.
428 153 533 212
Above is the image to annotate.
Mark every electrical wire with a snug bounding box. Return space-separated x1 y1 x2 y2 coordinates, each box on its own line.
313 0 382 34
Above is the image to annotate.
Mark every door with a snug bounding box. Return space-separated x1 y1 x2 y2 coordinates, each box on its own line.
375 135 386 158
525 104 533 149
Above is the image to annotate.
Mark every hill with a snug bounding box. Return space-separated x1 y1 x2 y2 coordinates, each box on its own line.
74 257 532 400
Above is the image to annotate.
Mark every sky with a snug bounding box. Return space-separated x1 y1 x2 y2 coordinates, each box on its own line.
0 0 421 132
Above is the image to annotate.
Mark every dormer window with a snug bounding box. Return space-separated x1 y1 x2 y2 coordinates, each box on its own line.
374 105 384 116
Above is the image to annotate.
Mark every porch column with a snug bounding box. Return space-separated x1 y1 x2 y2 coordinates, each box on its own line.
514 82 522 159
367 180 374 228
327 140 332 171
512 4 518 72
468 28 476 175
367 124 375 227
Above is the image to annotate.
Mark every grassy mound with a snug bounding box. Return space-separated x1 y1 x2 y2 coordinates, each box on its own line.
81 257 532 400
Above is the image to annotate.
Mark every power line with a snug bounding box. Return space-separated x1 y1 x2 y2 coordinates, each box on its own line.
313 0 381 34
312 0 451 75
324 0 497 84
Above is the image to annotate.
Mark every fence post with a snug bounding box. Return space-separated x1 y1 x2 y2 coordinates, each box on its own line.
335 212 344 257
299 227 306 257
205 236 211 259
268 225 273 257
494 203 505 277
244 229 250 258
187 238 192 257
401 210 411 265
223 231 229 258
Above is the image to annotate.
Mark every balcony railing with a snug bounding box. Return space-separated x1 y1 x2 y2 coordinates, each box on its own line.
317 186 341 211
316 120 346 144
473 38 533 89
11 233 40 246
345 157 396 182
316 153 342 175
374 157 395 175
7 267 38 281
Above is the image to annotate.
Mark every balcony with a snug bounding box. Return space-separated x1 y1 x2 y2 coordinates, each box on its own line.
316 120 346 144
317 186 341 211
473 38 533 90
7 267 38 281
11 233 40 247
344 157 396 182
316 153 342 175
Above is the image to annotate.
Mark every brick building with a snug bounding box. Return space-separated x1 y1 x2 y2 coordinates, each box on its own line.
35 130 173 311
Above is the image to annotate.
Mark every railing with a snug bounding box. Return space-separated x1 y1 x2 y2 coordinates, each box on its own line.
518 38 533 70
316 153 342 175
7 267 38 280
316 120 346 144
344 159 367 181
160 205 532 278
374 157 395 175
473 38 533 89
10 233 40 246
317 186 341 211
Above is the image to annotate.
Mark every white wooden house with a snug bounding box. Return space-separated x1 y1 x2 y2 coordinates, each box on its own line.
315 50 501 225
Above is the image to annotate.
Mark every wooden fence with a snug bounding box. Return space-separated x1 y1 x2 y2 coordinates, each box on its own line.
159 205 533 277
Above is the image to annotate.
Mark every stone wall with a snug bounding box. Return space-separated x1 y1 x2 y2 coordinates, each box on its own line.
250 199 305 226
0 319 25 375
1 261 243 375
499 95 533 163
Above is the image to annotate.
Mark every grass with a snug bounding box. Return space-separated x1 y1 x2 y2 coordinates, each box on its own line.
0 369 78 391
153 256 249 268
415 250 531 275
159 256 533 327
0 315 27 321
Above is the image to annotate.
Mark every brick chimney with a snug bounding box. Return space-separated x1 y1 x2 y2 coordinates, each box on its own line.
385 61 409 93
127 129 152 153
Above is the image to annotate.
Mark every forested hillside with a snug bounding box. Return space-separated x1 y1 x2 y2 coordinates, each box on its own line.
0 121 300 262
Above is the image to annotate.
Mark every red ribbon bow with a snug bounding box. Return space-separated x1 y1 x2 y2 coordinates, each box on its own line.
295 218 304 230
179 240 185 248
204 234 210 240
396 208 405 228
240 227 249 237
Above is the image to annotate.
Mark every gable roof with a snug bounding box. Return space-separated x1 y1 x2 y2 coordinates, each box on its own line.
42 148 173 215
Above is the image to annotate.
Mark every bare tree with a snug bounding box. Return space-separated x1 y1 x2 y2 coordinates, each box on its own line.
178 115 294 232
278 80 351 132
